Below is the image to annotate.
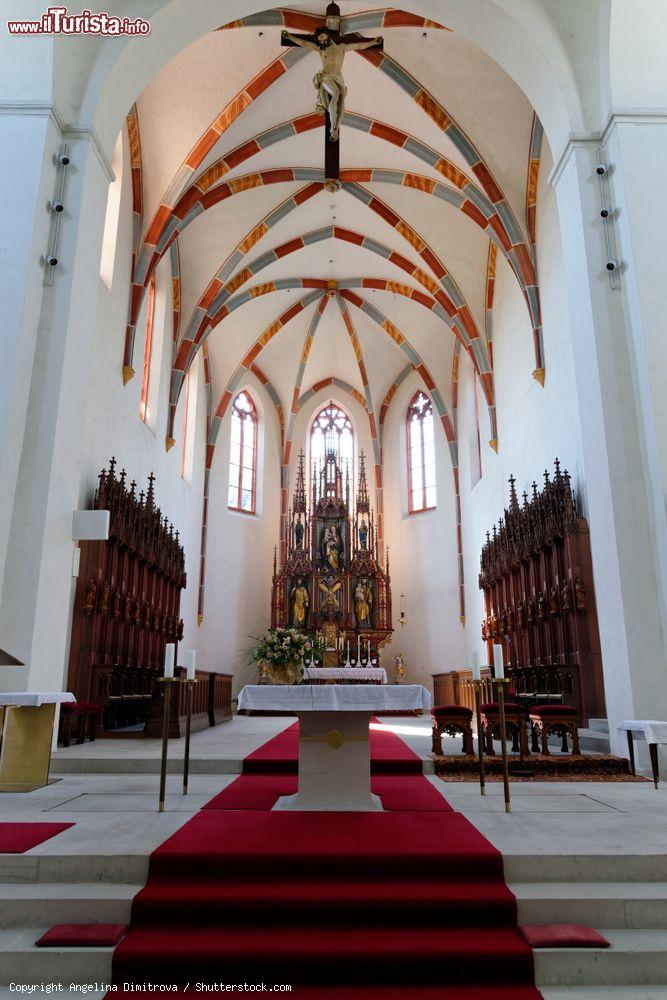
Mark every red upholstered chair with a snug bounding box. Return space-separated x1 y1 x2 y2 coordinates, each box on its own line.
529 705 580 755
431 705 474 756
480 702 530 756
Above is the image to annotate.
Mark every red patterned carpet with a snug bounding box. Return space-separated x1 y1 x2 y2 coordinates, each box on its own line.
111 721 542 998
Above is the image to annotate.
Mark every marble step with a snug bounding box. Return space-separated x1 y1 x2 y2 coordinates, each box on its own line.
504 855 667 883
0 854 148 885
513 883 667 928
588 719 610 735
542 989 667 999
535 929 667 986
0 928 112 984
578 728 612 754
0 884 139 928
50 755 435 776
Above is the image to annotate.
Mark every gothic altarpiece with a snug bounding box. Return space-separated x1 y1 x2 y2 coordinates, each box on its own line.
271 450 393 662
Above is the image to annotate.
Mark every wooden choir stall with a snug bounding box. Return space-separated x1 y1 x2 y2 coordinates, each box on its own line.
66 459 231 737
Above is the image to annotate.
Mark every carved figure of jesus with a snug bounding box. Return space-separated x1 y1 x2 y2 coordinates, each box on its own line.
282 28 382 140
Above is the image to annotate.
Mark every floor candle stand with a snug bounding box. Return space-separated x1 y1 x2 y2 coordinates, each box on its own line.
472 679 486 796
158 677 181 812
182 678 198 796
494 677 512 813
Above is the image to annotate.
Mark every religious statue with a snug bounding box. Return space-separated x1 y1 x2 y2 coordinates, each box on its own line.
321 522 343 571
112 589 122 619
517 600 526 628
354 577 373 627
574 577 587 612
98 580 110 616
537 593 546 621
393 652 406 683
83 578 97 616
359 517 368 550
282 28 382 141
132 597 141 625
562 581 573 612
527 598 535 624
549 585 559 616
481 617 488 642
294 516 305 550
123 593 132 622
319 575 343 615
290 578 310 627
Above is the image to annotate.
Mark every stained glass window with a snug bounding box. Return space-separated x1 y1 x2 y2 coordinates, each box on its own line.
310 402 354 482
228 391 257 513
407 391 436 513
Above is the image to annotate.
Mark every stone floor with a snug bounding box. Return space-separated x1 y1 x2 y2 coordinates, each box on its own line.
1 715 667 998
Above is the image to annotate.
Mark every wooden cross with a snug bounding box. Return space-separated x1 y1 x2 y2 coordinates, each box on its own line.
281 1 383 188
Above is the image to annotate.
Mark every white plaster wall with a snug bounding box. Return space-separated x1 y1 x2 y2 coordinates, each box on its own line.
382 373 466 689
196 373 282 695
459 142 585 669
78 125 207 662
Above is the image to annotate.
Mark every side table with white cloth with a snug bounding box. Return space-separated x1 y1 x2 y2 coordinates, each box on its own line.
237 683 431 810
303 666 387 684
0 692 75 791
618 720 667 788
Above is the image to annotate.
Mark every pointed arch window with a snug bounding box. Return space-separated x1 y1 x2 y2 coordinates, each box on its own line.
139 274 156 424
228 391 257 514
310 402 354 481
407 390 436 513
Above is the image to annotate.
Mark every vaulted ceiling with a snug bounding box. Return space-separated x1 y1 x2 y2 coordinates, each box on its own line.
123 2 546 468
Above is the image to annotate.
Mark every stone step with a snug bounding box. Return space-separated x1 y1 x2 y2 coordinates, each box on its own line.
513 882 667 928
50 755 435 776
505 855 667 883
0 854 148 885
535 929 667 987
542 989 667 999
0 884 140 928
578 728 612 754
0 928 112 985
588 719 610 735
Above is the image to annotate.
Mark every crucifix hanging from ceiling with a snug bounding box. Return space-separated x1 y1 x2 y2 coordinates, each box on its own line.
282 1 383 190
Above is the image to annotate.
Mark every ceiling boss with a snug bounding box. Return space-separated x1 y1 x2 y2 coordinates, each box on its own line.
282 2 383 188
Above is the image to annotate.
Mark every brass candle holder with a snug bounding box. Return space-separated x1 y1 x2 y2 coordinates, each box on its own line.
493 676 512 813
158 676 181 812
472 679 486 796
182 677 199 796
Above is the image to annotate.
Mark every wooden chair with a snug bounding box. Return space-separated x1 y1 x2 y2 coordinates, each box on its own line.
480 702 530 756
431 705 474 756
529 704 580 755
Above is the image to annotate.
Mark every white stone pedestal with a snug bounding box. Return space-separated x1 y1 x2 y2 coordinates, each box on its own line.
274 711 382 811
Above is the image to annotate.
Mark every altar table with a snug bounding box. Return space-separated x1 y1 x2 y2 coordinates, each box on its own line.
237 684 431 811
618 720 667 789
0 692 75 791
303 666 387 684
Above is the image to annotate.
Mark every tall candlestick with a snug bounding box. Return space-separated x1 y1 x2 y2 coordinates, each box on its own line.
472 651 480 682
493 643 504 680
186 649 196 681
164 643 175 678
367 640 371 663
357 634 361 662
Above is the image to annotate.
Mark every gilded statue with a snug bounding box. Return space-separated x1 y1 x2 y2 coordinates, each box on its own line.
321 523 343 571
549 585 559 616
359 518 368 550
98 580 110 616
112 589 122 619
562 582 573 612
393 652 406 682
294 516 304 550
517 600 526 628
354 577 373 627
83 578 97 616
575 577 587 612
282 28 382 141
319 575 343 614
537 593 546 621
290 578 310 627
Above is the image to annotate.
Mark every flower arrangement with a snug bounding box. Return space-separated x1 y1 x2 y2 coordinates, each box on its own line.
251 627 313 683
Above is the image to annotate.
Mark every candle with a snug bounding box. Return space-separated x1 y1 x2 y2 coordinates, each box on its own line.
472 651 480 681
357 635 361 661
493 644 504 680
367 640 371 663
164 643 175 679
186 649 196 681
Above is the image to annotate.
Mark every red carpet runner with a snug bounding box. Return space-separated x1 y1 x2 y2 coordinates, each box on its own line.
112 720 542 998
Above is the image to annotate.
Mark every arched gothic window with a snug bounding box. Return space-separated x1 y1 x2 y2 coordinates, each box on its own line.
310 402 354 480
139 274 156 424
407 390 436 513
228 391 257 513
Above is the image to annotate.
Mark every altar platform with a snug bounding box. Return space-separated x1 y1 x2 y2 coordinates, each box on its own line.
2 715 667 996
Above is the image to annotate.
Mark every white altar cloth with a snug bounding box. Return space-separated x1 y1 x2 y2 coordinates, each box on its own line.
0 692 75 707
303 666 388 684
238 683 429 713
237 684 430 811
618 720 667 744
